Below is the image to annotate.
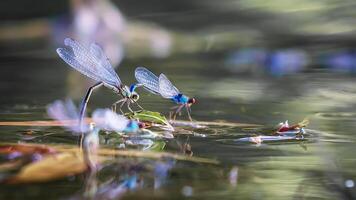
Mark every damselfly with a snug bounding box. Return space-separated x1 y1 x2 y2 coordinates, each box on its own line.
56 38 142 125
134 67 196 121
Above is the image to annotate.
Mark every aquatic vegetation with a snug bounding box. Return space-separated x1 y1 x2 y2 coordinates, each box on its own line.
126 110 174 131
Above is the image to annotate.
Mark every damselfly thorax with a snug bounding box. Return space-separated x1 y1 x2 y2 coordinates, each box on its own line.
120 85 140 101
111 85 142 114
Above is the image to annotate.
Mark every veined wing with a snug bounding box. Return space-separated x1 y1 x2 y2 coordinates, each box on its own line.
47 99 88 133
92 109 129 132
159 74 180 98
135 67 160 94
57 38 121 88
89 42 121 83
66 38 121 86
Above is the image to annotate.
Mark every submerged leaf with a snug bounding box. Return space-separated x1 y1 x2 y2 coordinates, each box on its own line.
6 152 90 184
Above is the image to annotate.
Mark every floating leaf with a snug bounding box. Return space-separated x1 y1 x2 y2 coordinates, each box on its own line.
126 110 173 130
126 110 167 124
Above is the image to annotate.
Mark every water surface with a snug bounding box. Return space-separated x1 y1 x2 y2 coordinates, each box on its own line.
0 56 355 199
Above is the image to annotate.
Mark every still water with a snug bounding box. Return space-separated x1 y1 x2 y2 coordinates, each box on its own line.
0 55 355 199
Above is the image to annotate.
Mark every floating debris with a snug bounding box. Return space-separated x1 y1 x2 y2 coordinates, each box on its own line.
275 119 309 136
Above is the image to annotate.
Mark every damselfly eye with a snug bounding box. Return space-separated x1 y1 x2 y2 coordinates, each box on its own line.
188 98 196 104
131 94 139 101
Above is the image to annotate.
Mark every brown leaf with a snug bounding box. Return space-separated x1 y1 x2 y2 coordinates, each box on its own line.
6 152 88 184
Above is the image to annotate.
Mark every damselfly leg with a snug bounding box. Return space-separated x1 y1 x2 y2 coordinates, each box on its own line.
127 100 134 113
170 104 184 120
169 106 178 120
112 98 126 113
112 98 127 114
112 98 138 114
134 101 144 111
185 104 193 121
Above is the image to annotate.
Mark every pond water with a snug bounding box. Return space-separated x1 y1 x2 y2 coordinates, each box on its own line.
0 55 356 199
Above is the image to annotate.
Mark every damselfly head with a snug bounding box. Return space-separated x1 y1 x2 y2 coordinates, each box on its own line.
187 98 196 105
138 121 146 129
131 92 140 102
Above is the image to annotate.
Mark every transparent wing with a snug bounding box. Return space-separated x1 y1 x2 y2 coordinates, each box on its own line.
47 99 88 133
89 42 121 83
56 38 121 87
159 74 180 98
92 109 129 132
135 67 160 94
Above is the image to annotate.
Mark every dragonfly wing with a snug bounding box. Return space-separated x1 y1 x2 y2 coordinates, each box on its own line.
47 99 87 134
159 73 180 98
135 67 160 95
92 109 129 132
57 38 121 88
